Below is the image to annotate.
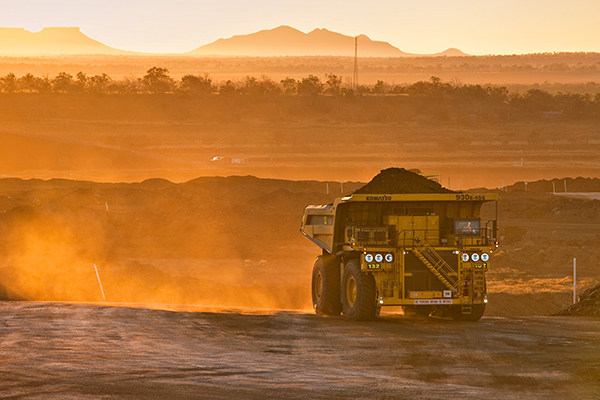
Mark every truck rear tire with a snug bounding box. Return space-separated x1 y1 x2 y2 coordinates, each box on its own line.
449 304 486 321
312 255 342 316
341 258 377 321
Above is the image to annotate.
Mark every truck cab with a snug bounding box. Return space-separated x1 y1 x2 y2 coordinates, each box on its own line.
301 193 499 321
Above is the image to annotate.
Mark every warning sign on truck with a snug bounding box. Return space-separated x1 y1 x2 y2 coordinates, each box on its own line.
414 300 453 305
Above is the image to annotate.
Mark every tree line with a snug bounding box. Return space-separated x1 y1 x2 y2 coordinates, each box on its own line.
0 67 333 96
1 67 600 120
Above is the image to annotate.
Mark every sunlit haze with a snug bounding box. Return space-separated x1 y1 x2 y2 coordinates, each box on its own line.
1 0 600 55
2 0 600 397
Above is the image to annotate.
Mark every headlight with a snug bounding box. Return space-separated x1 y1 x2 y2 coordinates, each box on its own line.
461 253 470 262
481 253 489 262
471 253 480 262
365 254 373 262
385 253 393 263
375 254 383 262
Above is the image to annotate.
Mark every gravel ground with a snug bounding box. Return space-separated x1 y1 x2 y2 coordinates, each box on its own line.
1 301 599 399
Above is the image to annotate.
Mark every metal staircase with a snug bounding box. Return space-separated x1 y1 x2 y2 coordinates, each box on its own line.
412 236 459 290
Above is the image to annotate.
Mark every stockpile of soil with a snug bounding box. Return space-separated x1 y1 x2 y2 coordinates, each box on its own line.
353 168 454 194
557 283 600 317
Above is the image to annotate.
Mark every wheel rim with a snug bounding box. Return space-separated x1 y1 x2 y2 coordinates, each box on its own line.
346 275 357 308
314 270 323 302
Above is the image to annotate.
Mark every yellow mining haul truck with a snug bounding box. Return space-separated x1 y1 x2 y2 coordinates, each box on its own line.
301 193 499 321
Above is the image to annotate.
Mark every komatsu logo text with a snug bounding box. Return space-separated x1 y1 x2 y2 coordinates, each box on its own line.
366 195 391 201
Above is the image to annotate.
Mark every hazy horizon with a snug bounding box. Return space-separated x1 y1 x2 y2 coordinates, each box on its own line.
2 0 600 55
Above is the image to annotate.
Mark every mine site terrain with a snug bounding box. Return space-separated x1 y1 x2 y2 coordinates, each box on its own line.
1 55 600 399
1 172 599 398
1 175 599 315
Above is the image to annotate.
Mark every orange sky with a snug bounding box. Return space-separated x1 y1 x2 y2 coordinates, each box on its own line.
1 0 599 55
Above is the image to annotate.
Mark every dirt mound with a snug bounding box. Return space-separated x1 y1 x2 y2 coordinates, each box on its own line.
353 168 453 194
557 283 600 317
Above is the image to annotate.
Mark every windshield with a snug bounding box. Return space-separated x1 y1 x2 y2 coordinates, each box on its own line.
455 219 480 235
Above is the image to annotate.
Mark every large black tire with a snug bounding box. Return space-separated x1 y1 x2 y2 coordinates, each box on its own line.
311 255 342 316
449 304 486 321
402 305 434 318
341 258 377 321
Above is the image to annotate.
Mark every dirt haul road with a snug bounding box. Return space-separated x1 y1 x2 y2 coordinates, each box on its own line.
1 302 599 399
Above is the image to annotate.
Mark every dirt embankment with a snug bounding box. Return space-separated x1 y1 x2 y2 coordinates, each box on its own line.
477 181 600 315
508 177 600 194
0 173 599 316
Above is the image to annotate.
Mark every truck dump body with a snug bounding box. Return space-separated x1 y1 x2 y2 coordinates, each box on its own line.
301 192 499 320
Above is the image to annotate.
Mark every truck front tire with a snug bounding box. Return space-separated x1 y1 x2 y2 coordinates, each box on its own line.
312 255 342 316
341 259 377 320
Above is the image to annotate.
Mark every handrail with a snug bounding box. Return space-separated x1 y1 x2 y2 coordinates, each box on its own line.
413 235 459 289
396 227 496 248
345 221 498 248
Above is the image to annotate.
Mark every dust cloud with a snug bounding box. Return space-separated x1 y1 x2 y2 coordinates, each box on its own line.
1 206 107 301
0 177 365 311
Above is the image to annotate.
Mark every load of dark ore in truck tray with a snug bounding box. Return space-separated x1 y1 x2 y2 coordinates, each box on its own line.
353 168 454 194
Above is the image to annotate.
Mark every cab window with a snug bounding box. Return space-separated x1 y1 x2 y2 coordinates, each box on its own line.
308 215 333 225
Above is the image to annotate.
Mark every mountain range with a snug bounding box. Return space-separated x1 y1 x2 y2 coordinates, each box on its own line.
0 25 468 57
189 26 468 57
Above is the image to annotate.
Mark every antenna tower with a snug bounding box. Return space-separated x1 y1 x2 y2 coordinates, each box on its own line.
353 35 358 91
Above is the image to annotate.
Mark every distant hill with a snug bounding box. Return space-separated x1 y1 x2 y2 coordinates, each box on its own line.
0 25 468 58
189 26 418 57
430 48 470 57
0 27 132 56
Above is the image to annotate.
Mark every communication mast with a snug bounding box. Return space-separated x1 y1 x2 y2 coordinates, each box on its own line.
353 35 358 91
